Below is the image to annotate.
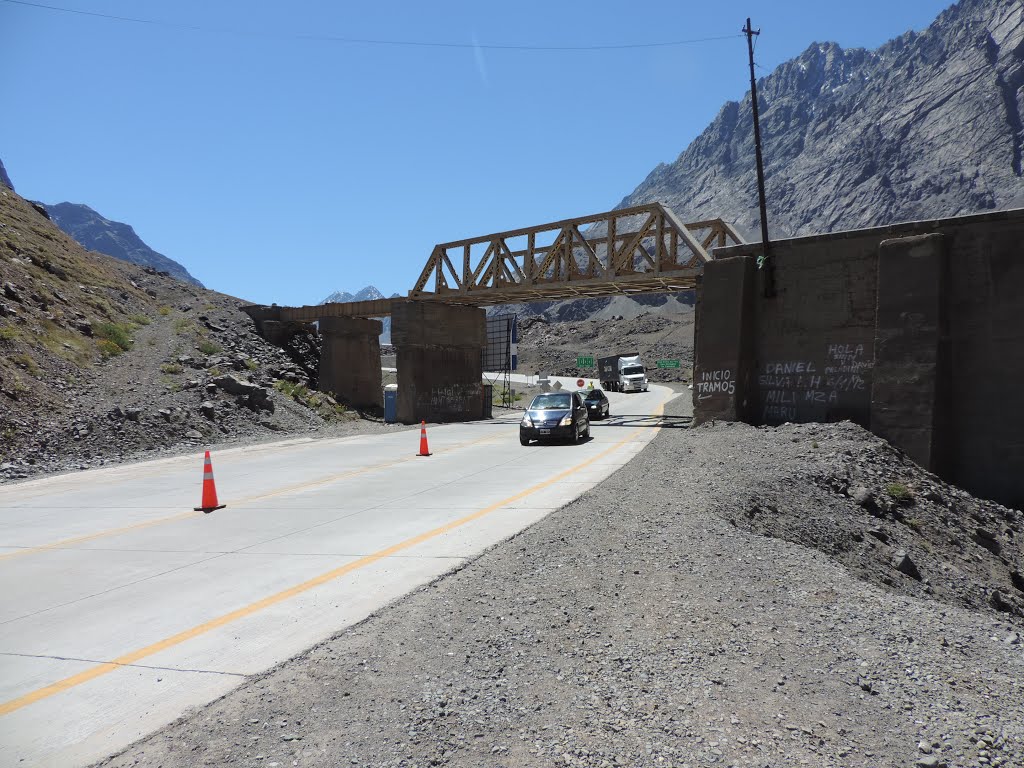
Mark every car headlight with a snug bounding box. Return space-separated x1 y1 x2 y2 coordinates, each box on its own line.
559 415 573 426
521 415 533 427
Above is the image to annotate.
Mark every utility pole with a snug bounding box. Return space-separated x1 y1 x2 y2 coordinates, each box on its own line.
743 17 775 297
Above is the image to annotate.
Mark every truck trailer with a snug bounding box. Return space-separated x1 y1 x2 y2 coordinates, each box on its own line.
597 353 649 393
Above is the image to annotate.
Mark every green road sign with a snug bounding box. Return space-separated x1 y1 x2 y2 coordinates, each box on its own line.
656 359 681 369
576 356 595 368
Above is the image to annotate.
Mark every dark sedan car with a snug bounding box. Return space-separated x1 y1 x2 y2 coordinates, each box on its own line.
581 388 610 419
520 391 590 445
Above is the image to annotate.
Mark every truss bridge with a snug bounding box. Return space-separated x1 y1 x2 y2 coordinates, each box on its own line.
273 204 743 323
245 204 743 423
410 202 743 305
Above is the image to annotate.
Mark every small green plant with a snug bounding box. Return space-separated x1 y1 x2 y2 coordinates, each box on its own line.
160 362 183 375
93 321 134 353
244 358 259 371
492 387 524 406
197 339 221 356
11 353 40 376
811 440 819 449
885 482 913 502
158 305 172 316
86 296 114 317
129 313 152 326
208 366 223 376
274 380 347 419
173 317 195 334
9 374 30 396
0 325 17 341
274 379 303 398
96 338 124 358
905 518 923 532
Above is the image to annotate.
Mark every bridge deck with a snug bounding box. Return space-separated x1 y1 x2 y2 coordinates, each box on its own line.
269 204 743 322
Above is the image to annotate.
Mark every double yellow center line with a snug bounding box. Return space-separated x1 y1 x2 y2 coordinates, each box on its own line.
0 432 500 562
0 400 670 717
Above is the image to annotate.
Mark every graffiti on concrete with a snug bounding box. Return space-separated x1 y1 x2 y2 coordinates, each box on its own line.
420 383 480 415
760 343 873 422
695 368 736 400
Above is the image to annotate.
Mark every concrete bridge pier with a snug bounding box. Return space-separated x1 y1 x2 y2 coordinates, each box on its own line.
318 316 383 409
391 302 486 424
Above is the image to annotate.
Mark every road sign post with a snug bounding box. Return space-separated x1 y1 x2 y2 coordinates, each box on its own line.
656 359 681 369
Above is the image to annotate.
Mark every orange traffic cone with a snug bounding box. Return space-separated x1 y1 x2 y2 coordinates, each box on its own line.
194 450 226 513
417 420 431 457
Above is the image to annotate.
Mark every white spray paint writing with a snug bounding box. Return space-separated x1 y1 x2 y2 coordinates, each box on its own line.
696 369 736 400
760 343 873 422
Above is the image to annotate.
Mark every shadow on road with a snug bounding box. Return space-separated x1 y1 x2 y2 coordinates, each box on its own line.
593 414 692 429
434 413 691 429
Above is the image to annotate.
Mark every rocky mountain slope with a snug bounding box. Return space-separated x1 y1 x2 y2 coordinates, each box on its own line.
0 185 394 484
43 201 203 286
0 158 13 192
515 311 696 383
505 0 1022 327
618 0 1024 239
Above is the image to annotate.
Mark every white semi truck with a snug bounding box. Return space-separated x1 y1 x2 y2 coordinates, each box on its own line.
597 352 649 393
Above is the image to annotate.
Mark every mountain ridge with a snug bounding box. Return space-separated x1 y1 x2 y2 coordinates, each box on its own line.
616 0 1024 239
44 201 204 287
320 286 399 343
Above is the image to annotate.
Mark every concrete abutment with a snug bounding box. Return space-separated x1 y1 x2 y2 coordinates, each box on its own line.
693 208 1024 509
391 302 486 424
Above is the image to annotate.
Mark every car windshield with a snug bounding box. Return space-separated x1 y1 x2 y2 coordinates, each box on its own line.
622 365 644 375
530 393 572 410
584 390 603 400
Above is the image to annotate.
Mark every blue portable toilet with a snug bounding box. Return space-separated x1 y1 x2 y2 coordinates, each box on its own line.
383 387 397 423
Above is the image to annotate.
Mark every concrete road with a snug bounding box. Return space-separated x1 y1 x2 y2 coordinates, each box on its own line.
0 385 677 767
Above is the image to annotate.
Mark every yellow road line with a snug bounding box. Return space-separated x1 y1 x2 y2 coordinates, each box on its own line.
0 399 669 717
0 433 501 563
0 511 201 563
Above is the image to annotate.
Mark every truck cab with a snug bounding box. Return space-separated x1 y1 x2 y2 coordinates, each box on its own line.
618 358 648 392
598 352 649 393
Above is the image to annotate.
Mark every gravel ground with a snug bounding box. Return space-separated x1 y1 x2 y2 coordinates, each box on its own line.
98 392 1024 768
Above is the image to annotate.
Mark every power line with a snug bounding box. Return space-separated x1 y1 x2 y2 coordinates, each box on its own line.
2 0 743 51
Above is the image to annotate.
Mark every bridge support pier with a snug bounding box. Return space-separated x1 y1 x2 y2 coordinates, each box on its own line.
318 316 383 409
692 255 757 424
392 302 486 424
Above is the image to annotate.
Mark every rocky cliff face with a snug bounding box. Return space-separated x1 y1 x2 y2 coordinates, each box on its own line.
619 0 1024 238
44 202 204 287
0 159 13 191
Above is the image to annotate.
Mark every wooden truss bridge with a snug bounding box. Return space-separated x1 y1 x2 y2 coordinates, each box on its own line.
276 203 743 322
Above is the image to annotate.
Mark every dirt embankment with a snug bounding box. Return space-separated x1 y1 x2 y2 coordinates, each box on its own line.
99 394 1024 768
1 188 402 484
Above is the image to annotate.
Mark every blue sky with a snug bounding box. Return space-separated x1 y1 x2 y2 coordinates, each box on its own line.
1 0 952 305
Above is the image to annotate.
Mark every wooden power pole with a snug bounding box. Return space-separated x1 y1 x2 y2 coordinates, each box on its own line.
743 17 775 296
